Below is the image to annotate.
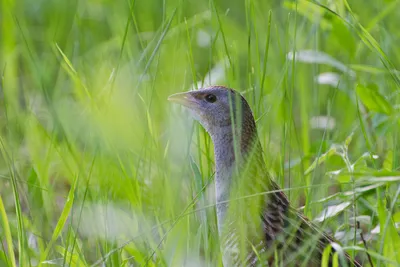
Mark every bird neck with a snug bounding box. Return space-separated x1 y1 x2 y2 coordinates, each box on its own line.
212 125 265 178
210 123 266 233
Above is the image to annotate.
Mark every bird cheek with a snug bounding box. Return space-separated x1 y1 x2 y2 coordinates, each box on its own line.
186 109 200 121
188 109 209 128
194 111 214 132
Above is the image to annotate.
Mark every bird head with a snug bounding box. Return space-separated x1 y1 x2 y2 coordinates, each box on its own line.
168 86 253 136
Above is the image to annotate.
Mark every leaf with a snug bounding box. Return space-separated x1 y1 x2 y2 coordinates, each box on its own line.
383 150 393 171
315 72 341 87
314 202 351 223
287 50 355 76
189 156 208 225
332 252 339 267
284 0 331 29
344 132 354 148
55 245 87 267
304 146 337 175
321 244 332 267
349 215 372 226
358 176 400 184
376 187 400 264
356 84 393 115
330 16 356 57
27 168 47 223
393 211 400 223
55 43 91 100
190 155 204 192
336 174 351 183
330 243 349 267
0 195 17 267
40 176 78 262
52 177 77 240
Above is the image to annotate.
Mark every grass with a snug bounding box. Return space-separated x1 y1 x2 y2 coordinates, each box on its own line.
0 0 400 266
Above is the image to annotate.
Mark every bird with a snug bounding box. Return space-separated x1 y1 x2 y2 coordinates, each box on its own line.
168 86 362 266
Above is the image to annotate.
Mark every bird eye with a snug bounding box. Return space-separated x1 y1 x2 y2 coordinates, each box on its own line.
205 94 217 103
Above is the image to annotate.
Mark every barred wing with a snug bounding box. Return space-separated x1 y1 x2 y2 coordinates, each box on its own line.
246 180 363 266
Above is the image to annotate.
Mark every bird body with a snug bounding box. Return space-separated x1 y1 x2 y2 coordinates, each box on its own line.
168 86 362 266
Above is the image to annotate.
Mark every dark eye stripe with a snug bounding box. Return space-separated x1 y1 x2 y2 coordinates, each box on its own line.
205 94 217 103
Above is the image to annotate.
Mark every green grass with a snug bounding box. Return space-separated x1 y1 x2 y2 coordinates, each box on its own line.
0 0 400 266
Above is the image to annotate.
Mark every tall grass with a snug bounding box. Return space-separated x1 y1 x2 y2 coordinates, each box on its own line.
0 0 399 266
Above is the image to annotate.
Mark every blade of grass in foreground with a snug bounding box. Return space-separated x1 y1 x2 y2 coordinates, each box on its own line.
39 176 78 265
258 10 272 114
377 185 400 266
211 0 233 77
0 136 29 266
0 195 17 267
136 8 177 90
310 0 400 87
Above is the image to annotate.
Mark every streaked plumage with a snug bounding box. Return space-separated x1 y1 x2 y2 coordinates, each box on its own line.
168 86 362 266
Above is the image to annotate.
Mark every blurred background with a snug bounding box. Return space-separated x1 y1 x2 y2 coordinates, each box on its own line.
0 0 399 266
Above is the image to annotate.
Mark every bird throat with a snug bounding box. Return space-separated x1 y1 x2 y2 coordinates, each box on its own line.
210 123 266 235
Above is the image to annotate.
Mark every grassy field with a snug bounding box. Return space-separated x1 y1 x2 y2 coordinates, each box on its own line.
1 0 400 266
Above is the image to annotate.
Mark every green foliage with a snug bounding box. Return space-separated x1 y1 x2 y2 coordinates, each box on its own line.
356 84 393 115
0 0 400 266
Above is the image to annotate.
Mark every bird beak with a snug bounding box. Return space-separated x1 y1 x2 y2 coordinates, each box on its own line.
167 91 196 108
